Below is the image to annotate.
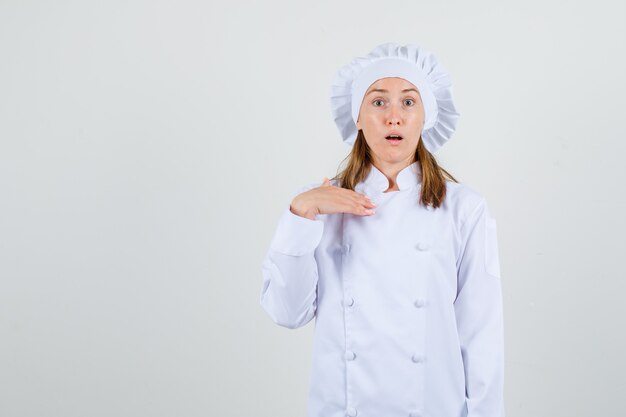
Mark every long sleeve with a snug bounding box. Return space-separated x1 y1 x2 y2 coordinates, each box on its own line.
259 183 324 329
454 198 505 417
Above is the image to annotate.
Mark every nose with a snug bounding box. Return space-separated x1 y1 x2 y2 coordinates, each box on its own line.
386 103 402 126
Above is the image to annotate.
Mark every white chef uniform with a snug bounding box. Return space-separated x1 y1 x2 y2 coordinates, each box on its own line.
260 160 505 417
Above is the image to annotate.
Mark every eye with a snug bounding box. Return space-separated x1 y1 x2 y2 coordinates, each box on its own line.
404 99 415 106
373 99 385 107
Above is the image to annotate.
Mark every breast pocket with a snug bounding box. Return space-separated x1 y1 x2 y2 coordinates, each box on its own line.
485 217 501 278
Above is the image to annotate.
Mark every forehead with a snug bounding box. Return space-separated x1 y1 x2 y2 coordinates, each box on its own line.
367 76 418 92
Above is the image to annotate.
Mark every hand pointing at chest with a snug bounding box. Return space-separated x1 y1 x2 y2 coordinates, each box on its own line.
290 177 377 220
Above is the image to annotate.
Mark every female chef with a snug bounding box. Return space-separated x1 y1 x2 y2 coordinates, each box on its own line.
260 42 505 417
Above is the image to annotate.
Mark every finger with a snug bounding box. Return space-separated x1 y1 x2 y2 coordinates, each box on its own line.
356 205 376 216
347 201 375 216
356 191 373 202
345 191 376 208
359 193 375 207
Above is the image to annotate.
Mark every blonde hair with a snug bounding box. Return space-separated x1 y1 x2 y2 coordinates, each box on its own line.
331 130 459 209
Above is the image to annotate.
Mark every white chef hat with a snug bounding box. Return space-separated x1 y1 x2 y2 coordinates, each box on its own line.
329 42 460 153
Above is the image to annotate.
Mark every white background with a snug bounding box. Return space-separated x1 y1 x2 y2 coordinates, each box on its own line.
1 1 625 416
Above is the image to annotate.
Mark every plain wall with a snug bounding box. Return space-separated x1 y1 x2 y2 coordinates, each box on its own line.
1 1 625 416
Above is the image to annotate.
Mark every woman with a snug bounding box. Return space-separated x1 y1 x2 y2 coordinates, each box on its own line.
260 42 505 417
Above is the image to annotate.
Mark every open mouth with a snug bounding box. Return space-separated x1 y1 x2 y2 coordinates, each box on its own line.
386 135 403 141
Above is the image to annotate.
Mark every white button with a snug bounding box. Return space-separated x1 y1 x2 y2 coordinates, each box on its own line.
414 297 426 308
344 297 355 307
342 243 351 254
346 407 358 416
345 350 356 360
412 353 425 363
409 411 422 417
416 242 430 251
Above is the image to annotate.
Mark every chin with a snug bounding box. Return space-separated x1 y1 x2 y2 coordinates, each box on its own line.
378 153 410 164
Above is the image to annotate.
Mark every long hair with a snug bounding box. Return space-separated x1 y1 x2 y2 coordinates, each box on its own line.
330 130 459 209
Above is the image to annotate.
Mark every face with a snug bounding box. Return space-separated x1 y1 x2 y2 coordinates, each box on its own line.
356 77 425 167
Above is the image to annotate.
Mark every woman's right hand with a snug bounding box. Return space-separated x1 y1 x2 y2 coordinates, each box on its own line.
289 177 377 220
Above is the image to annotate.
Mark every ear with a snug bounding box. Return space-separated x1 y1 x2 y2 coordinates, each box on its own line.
356 117 361 130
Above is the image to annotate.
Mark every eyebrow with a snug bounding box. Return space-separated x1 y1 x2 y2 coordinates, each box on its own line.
365 88 420 96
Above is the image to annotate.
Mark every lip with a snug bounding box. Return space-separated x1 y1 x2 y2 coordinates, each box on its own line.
385 138 403 145
385 131 403 140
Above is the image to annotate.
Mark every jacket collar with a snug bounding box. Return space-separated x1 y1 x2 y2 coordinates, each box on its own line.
355 161 422 195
